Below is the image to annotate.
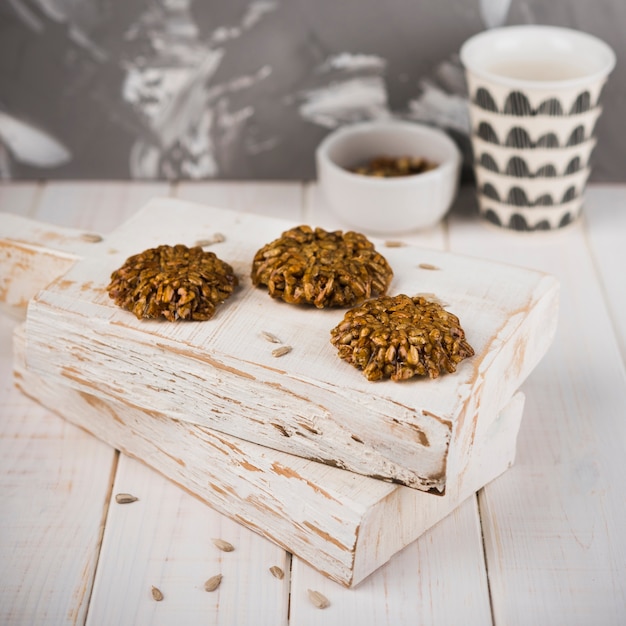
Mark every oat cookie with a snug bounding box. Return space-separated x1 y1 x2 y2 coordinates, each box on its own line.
107 244 238 321
251 225 393 308
330 294 474 381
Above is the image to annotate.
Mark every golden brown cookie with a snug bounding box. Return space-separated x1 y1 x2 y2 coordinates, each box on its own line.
251 225 393 308
107 244 238 321
330 294 474 381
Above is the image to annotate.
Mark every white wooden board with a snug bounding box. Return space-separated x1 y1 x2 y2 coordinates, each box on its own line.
2 210 537 586
22 197 559 494
14 324 525 587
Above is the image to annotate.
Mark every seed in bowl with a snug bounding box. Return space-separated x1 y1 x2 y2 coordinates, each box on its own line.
251 225 393 308
107 244 238 321
350 155 438 178
330 294 474 381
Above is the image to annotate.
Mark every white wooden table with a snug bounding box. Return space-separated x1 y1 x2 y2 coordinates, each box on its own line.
1 181 625 625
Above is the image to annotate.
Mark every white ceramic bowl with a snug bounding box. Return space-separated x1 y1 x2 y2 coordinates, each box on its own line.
315 120 462 234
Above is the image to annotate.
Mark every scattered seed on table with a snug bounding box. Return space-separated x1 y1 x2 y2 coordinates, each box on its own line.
204 574 223 592
269 565 284 580
115 493 138 504
261 331 282 344
307 589 330 609
272 345 292 358
384 240 406 248
151 586 164 601
212 538 235 552
418 263 440 270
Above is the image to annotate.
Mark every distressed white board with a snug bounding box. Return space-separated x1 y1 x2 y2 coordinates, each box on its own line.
2 210 539 586
22 198 559 494
13 325 525 587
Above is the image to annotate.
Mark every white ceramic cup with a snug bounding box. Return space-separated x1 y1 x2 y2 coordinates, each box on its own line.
460 25 616 231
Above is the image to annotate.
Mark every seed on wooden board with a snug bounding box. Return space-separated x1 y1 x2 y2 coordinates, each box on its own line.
307 589 330 609
115 493 138 504
204 574 223 592
212 538 235 552
80 233 103 243
151 586 164 601
196 233 225 246
269 566 284 580
272 345 292 357
261 330 282 344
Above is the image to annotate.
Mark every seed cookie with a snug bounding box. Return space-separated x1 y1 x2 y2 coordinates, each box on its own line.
330 294 474 381
251 225 393 308
107 244 238 321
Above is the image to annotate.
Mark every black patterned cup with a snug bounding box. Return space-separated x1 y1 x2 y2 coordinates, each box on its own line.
460 25 615 231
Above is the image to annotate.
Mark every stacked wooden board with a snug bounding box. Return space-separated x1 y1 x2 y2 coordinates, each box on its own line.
1 198 559 586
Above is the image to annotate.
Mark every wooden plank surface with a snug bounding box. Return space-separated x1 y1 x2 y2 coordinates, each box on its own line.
447 191 626 625
583 186 626 360
2 181 625 624
0 183 117 625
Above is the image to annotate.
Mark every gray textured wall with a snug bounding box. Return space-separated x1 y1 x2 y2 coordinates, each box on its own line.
0 0 624 181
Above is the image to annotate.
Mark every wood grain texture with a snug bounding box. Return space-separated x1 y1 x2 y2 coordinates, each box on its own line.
4 181 621 623
447 199 626 624
583 187 626 361
0 314 116 625
85 455 291 626
289 497 493 626
22 197 558 492
176 181 304 220
0 182 41 217
13 323 526 587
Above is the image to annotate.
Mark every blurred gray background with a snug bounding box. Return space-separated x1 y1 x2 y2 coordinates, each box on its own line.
0 0 624 181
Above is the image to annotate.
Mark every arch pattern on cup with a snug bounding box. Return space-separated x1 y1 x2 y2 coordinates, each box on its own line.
478 195 583 232
474 87 595 116
478 153 586 178
481 183 581 207
477 122 592 148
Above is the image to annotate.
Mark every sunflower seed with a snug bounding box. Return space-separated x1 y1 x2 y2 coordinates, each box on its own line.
196 233 225 247
260 331 282 344
151 586 164 601
269 566 284 580
204 574 223 592
271 345 292 357
115 493 138 504
212 538 235 552
80 233 103 243
307 588 330 609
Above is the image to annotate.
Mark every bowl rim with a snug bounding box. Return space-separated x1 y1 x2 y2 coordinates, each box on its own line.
315 120 461 187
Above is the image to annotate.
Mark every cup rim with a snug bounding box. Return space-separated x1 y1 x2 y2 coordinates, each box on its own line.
460 25 616 91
